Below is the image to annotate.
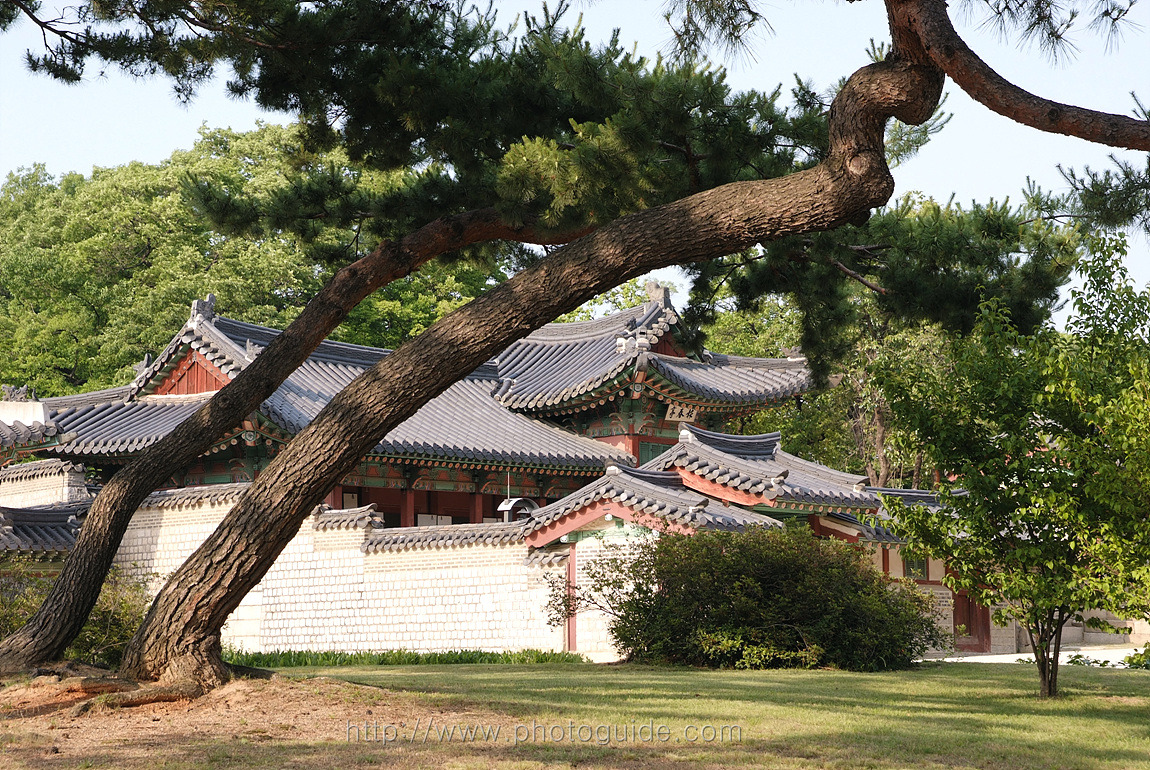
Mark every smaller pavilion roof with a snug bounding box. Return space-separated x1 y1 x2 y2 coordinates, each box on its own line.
524 464 783 537
645 425 877 511
492 292 810 414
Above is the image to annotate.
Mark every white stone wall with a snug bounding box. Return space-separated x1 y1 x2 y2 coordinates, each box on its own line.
571 533 622 661
0 466 88 508
104 489 1150 659
112 497 567 654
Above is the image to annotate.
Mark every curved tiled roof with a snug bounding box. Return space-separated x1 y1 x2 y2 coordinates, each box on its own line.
0 504 81 554
0 458 84 484
492 301 677 411
644 425 876 511
186 312 632 472
491 300 811 414
647 354 810 405
524 465 782 537
362 520 525 553
47 396 210 457
0 419 60 451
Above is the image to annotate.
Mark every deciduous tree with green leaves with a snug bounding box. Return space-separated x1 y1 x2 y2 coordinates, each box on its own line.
881 240 1150 697
0 124 509 397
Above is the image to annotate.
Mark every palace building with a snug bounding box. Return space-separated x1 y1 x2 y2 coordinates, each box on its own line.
5 285 1130 656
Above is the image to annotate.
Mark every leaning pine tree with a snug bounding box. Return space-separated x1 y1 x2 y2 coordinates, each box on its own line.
0 0 1146 695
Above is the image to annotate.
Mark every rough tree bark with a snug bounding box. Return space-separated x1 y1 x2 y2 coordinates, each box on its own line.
117 53 945 686
0 208 583 674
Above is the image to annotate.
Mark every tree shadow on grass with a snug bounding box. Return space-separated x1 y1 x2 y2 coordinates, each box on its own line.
325 662 1150 770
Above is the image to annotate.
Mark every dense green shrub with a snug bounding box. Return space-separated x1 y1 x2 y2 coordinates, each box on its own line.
0 557 151 668
222 647 587 667
551 526 948 671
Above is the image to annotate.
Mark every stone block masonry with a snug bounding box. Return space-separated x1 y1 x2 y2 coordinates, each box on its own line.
112 492 577 655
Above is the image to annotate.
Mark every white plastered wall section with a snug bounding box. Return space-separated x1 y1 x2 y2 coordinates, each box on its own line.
570 528 623 662
0 466 89 508
112 496 568 654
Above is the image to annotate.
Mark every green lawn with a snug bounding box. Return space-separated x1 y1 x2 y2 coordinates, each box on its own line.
294 661 1150 769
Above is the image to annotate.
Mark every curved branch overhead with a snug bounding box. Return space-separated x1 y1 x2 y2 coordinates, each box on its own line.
116 57 945 685
900 0 1150 151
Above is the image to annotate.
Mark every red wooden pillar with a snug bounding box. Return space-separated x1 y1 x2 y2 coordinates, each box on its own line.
402 488 416 528
470 491 484 523
882 547 890 576
324 486 341 508
626 434 641 461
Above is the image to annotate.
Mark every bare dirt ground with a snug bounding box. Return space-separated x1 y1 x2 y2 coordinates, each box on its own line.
0 670 517 769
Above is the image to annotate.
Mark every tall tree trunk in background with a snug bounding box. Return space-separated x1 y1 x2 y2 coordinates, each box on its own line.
118 55 946 686
0 209 578 673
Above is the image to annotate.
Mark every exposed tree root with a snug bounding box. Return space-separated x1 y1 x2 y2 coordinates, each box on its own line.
70 680 202 717
59 676 139 695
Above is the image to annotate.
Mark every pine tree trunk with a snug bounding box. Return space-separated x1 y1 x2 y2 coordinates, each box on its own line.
118 56 946 686
0 209 566 674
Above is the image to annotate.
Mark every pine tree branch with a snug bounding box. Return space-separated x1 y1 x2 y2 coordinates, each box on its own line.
900 0 1150 151
826 257 888 295
9 0 88 48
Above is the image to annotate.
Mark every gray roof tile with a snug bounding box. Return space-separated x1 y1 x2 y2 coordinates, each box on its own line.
0 504 82 554
492 301 810 412
0 458 84 484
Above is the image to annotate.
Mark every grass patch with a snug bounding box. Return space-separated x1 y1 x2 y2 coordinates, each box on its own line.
291 661 1150 769
223 647 587 668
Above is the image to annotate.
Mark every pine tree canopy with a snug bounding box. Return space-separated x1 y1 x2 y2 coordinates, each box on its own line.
4 1 1089 380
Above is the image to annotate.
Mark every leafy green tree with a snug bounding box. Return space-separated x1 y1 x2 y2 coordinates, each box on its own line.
881 239 1150 698
0 129 319 394
716 293 951 487
1 0 1147 690
0 124 507 396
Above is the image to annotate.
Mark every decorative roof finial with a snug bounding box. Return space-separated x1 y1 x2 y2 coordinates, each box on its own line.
1 384 35 402
190 293 217 323
645 281 672 307
132 353 153 377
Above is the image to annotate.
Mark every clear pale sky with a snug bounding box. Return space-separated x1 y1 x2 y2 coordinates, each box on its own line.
1 0 1147 310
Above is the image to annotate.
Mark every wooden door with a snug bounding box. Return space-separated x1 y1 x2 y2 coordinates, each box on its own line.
953 591 991 652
